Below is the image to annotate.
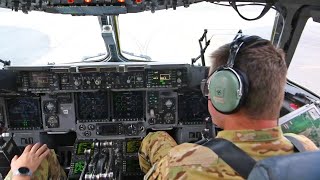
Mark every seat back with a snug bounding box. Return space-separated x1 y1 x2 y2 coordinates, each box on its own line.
248 151 320 180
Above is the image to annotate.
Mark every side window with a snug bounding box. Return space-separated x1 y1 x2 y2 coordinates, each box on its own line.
287 18 320 95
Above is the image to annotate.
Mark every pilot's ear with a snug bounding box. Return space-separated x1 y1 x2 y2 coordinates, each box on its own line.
276 48 286 62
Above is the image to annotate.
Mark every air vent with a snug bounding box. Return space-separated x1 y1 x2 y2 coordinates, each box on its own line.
127 66 145 71
100 67 117 72
78 67 98 73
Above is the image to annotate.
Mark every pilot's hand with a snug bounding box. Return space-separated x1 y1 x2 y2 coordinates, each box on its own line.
10 143 50 174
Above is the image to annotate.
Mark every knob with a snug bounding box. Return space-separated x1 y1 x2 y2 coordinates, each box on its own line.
149 118 155 125
46 115 59 128
150 109 155 118
177 71 182 76
79 124 86 131
83 131 91 137
74 79 81 86
177 78 182 83
87 124 95 130
95 78 101 85
86 80 91 85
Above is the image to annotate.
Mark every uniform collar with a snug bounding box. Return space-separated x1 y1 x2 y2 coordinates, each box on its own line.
216 126 283 142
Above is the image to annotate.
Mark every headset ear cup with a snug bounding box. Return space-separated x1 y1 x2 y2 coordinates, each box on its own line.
209 69 242 114
234 68 249 106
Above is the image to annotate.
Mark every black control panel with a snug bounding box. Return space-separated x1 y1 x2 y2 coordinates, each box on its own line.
20 72 60 91
146 69 187 88
6 97 42 130
17 67 188 92
69 138 143 179
178 92 210 125
112 91 144 121
147 91 178 125
76 92 109 122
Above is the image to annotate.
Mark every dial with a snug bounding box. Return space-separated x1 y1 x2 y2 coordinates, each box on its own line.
74 79 81 86
46 115 59 128
44 101 57 114
95 78 102 85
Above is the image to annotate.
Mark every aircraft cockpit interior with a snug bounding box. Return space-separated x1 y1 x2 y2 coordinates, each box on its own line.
0 0 320 179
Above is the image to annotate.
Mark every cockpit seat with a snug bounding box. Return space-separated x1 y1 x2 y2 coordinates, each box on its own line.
248 150 320 180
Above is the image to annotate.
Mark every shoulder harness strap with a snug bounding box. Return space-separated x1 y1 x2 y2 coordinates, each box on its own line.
202 138 256 179
202 135 306 178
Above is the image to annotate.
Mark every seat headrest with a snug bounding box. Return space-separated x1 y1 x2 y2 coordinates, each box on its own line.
248 151 320 180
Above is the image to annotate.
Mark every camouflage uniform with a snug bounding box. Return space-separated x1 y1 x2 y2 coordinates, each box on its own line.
5 150 67 180
139 127 318 180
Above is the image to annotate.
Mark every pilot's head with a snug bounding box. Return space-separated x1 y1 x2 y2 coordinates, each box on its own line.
204 35 287 128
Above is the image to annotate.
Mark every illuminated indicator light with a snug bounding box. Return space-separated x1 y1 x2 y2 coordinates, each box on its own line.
135 0 142 3
290 103 299 110
67 0 74 3
117 0 125 3
84 0 92 3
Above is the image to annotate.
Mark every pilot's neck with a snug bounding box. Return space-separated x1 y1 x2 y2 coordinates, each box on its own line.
221 112 278 131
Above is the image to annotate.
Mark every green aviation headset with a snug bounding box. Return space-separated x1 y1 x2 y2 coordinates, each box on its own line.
207 34 268 114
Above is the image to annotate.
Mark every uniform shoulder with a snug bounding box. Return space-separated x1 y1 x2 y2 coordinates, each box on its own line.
165 143 219 167
284 133 319 151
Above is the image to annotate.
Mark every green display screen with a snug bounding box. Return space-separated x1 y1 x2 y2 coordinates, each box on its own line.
126 159 141 173
76 142 94 155
126 140 141 153
73 161 85 174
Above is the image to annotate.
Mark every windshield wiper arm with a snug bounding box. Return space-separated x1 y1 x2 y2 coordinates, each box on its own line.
121 50 152 61
0 58 11 66
81 53 107 62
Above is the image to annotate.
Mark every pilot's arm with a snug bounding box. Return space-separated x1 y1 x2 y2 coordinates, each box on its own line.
139 131 177 173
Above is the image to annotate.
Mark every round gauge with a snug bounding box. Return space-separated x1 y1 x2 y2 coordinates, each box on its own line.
46 115 59 128
44 101 57 114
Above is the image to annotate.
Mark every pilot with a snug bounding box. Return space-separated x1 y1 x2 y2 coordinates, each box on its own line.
138 35 319 179
5 143 66 180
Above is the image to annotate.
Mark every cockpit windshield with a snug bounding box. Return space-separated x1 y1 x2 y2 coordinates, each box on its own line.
0 2 276 67
118 2 276 64
0 8 106 67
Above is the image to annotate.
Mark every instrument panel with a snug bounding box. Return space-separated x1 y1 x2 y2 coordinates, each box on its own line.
77 92 109 122
0 64 209 179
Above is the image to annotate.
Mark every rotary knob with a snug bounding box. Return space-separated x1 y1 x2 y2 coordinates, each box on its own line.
79 124 86 131
74 79 81 86
95 78 102 85
46 115 59 128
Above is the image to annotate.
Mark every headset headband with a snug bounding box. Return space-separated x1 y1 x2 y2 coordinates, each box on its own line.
226 34 265 68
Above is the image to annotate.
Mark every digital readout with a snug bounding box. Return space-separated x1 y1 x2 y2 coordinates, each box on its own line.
160 74 170 81
76 142 93 155
126 140 141 153
73 161 85 174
